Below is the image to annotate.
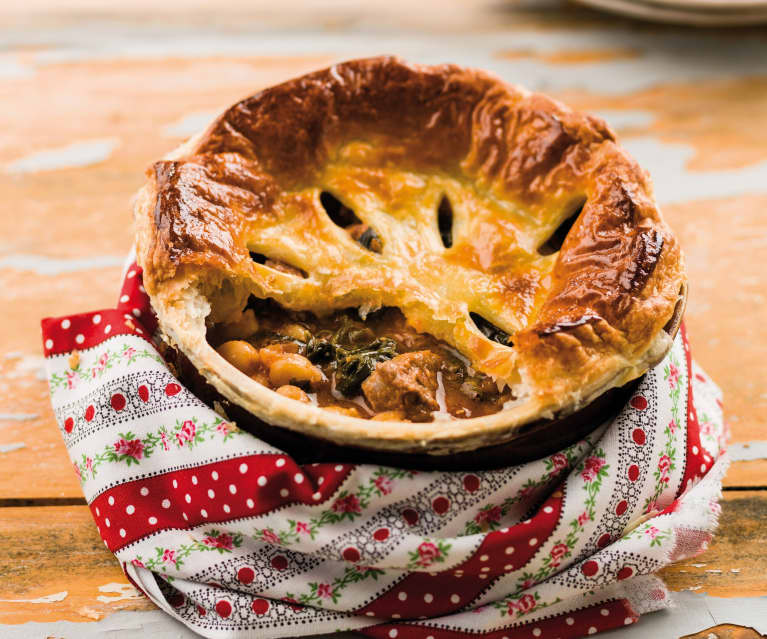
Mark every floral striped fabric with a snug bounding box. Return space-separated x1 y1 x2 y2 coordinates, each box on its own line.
41 262 727 639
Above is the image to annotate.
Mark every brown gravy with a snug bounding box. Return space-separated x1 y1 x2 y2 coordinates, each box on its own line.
209 300 512 422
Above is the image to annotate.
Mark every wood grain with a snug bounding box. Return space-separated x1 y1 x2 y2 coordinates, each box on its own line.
562 77 767 172
0 0 765 630
0 493 763 624
0 506 154 624
659 492 767 597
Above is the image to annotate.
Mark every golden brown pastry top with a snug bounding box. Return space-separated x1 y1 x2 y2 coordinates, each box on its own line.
136 56 685 448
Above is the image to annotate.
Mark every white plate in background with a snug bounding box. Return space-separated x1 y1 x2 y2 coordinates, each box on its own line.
574 0 767 25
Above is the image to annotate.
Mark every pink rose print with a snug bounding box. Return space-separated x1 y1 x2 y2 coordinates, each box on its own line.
131 558 145 568
374 475 394 495
520 578 535 590
92 352 109 377
123 346 137 360
331 494 362 515
645 526 660 539
474 505 502 526
668 419 678 435
73 462 82 480
667 363 680 389
549 452 568 474
176 420 196 447
261 529 281 545
486 505 502 523
416 541 441 566
549 543 569 567
215 421 232 436
317 583 334 599
507 593 536 616
85 457 93 473
645 500 658 514
65 370 78 390
114 437 144 460
577 511 590 527
160 431 169 451
162 549 177 566
203 533 234 550
658 454 672 483
581 456 605 482
295 521 311 535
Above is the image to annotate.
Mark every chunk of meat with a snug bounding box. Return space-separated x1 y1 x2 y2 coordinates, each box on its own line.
362 351 443 421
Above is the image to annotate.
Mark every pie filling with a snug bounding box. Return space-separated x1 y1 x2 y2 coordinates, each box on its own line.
209 298 513 423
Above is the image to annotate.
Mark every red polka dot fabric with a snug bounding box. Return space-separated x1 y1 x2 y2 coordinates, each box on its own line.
40 262 728 639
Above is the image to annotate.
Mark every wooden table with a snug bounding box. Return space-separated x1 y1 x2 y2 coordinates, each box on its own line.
1 1 766 636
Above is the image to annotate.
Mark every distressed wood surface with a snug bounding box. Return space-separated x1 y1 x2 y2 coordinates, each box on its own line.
0 493 764 625
0 506 154 624
1 0 766 633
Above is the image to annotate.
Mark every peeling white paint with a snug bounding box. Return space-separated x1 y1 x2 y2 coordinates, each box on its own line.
622 137 767 205
729 441 767 462
591 109 655 131
0 442 26 453
10 26 766 94
0 57 33 79
0 610 197 638
0 254 124 275
6 354 47 381
162 110 218 138
77 606 103 620
0 591 67 603
5 138 119 174
0 593 764 637
0 413 39 422
96 583 143 604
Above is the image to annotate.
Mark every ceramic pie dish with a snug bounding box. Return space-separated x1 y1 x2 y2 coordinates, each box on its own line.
134 56 686 458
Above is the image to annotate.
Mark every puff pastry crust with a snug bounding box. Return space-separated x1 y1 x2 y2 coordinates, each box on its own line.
134 56 686 454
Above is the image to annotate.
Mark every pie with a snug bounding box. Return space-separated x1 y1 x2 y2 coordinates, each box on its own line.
134 56 686 455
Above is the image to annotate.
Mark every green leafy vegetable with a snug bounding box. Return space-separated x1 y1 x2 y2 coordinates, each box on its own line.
305 317 398 396
334 337 398 395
